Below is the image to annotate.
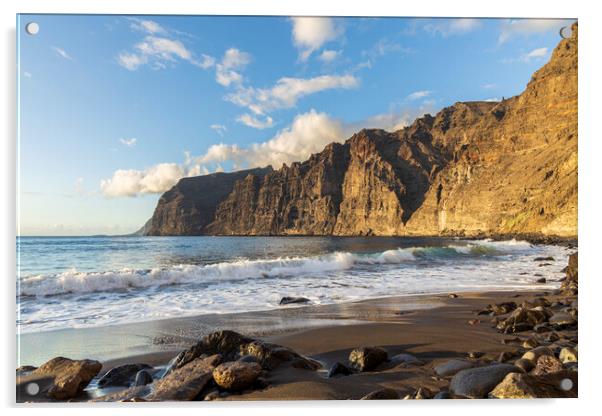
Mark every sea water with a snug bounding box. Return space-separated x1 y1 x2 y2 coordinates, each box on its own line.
17 236 573 333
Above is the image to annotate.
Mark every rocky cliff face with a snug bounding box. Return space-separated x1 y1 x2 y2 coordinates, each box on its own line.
144 23 577 238
145 167 273 235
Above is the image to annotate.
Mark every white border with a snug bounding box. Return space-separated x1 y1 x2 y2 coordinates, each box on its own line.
2 0 601 415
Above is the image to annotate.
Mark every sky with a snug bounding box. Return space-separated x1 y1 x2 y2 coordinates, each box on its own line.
17 15 575 236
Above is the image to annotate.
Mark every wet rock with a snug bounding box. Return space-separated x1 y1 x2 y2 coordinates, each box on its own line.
489 371 577 398
514 358 535 373
433 390 452 399
531 355 564 376
549 312 577 329
32 357 102 400
97 363 152 388
147 354 221 401
521 346 554 362
435 359 475 377
133 369 154 387
361 388 399 400
389 353 424 366
241 341 320 371
212 361 262 391
449 364 520 399
327 362 354 378
559 347 578 363
478 302 517 316
522 338 539 349
348 347 388 372
279 296 310 305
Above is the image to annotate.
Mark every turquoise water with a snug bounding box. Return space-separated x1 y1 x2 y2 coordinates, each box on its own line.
17 236 571 333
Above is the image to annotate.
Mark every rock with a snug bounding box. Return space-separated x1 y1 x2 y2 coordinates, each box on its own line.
513 358 535 373
238 355 260 364
389 353 424 366
146 354 222 401
501 337 522 345
203 390 220 401
545 332 560 343
449 364 520 399
559 347 578 363
496 307 548 333
497 351 515 363
133 369 154 387
533 323 551 333
534 257 555 261
467 351 484 359
489 371 577 398
522 346 554 362
449 293 459 298
467 319 481 326
549 312 577 329
348 347 388 372
32 357 102 400
279 296 310 305
531 355 564 375
212 361 262 391
327 362 354 378
361 388 399 400
536 277 547 284
405 387 433 399
433 390 452 399
92 385 151 402
97 363 152 387
434 359 475 377
240 340 320 371
522 338 539 349
16 365 37 374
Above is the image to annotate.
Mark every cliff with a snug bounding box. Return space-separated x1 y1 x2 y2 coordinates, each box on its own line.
144 23 577 238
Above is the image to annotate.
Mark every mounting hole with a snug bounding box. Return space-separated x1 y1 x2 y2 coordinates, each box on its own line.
25 22 39 35
26 382 40 396
560 378 573 391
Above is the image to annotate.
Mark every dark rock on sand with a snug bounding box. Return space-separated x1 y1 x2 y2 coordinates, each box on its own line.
496 307 548 333
147 354 222 401
549 312 577 329
489 371 577 398
478 302 517 316
531 355 564 376
450 364 520 399
327 362 354 378
279 296 311 305
212 361 262 391
513 358 535 373
32 357 102 400
361 388 400 400
536 277 547 283
521 346 554 362
435 359 475 377
534 257 555 261
97 363 152 387
349 347 388 372
433 390 452 399
467 351 485 359
133 369 154 387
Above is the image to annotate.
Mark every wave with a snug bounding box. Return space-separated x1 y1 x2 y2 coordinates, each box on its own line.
18 239 534 297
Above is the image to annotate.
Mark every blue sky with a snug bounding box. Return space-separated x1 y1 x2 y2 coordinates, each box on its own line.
17 15 575 235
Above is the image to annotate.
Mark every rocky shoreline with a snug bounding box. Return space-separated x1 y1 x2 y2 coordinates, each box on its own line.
16 251 578 402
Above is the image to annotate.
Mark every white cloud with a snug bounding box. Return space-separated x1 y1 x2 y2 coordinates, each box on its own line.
291 17 344 61
101 163 187 197
499 19 575 44
119 138 137 147
406 90 432 101
423 19 481 37
210 124 227 136
117 19 215 71
482 83 497 89
318 49 341 63
215 48 251 86
226 74 359 116
237 114 274 129
500 47 550 64
52 46 72 60
484 97 501 102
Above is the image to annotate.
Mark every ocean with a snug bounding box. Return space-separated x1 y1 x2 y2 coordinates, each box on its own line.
16 236 572 334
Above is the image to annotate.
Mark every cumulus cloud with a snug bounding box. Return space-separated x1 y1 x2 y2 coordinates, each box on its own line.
318 49 341 63
226 74 359 116
215 48 251 87
52 46 72 60
117 19 215 71
406 90 432 101
291 17 344 61
423 18 481 37
498 19 575 44
100 163 187 197
237 114 274 129
119 138 137 147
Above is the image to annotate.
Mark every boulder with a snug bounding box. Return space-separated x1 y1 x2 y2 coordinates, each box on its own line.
97 363 152 387
549 312 577 329
212 361 262 391
279 296 310 305
327 362 354 378
32 357 102 400
449 364 520 399
559 347 578 363
531 355 564 376
348 347 388 372
522 346 554 362
489 371 577 398
496 307 548 333
434 359 475 377
361 388 399 400
146 354 221 401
